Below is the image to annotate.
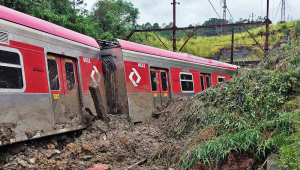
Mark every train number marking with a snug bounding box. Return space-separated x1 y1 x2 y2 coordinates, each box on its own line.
53 94 60 99
90 66 101 85
83 57 91 63
138 63 145 68
129 68 141 87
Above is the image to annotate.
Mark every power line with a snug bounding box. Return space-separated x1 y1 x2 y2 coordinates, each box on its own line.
208 0 221 19
274 0 282 21
227 7 235 22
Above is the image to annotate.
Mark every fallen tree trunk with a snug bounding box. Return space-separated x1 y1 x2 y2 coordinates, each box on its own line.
89 85 108 124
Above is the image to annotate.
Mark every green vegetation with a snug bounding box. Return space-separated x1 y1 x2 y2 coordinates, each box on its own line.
0 0 139 41
1 0 298 61
156 22 300 169
133 21 297 59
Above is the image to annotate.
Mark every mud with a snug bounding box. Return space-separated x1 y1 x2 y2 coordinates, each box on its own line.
0 114 165 170
0 96 264 169
0 123 16 143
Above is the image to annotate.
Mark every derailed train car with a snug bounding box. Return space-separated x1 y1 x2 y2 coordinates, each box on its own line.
0 5 238 145
100 39 238 122
0 6 106 145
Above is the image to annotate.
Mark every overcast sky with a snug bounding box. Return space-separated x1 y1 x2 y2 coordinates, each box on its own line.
84 0 299 27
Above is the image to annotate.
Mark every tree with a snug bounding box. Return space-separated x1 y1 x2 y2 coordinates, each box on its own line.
153 23 160 29
92 0 139 40
144 22 152 29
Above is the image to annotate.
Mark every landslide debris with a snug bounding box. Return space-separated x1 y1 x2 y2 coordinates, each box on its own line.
0 123 17 144
0 114 165 170
148 44 300 169
2 42 300 170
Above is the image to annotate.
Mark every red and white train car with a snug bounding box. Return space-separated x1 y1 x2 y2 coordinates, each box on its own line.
0 6 105 145
100 39 238 122
0 5 238 145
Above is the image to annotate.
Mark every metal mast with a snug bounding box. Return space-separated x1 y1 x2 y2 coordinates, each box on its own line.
222 0 227 35
171 0 180 51
281 0 285 22
264 0 270 54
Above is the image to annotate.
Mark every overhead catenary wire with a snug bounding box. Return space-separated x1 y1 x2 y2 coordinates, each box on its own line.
208 0 221 19
274 0 282 21
227 7 235 22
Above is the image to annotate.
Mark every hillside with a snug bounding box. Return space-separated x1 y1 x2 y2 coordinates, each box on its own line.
146 31 300 169
131 21 298 61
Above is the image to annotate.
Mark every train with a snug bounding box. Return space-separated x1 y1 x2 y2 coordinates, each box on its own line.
0 5 238 146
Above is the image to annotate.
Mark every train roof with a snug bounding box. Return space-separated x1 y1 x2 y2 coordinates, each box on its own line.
117 39 238 70
0 5 99 49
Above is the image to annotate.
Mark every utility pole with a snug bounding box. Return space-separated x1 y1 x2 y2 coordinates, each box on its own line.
264 0 271 55
281 0 285 22
222 0 227 36
231 29 234 64
171 0 180 51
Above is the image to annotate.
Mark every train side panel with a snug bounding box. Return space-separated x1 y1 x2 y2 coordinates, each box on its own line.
0 18 103 145
124 61 152 122
119 49 236 122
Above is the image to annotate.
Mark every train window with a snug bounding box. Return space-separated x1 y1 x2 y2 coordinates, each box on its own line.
180 73 194 92
0 50 20 65
206 76 211 88
0 49 24 90
150 70 157 91
200 75 205 91
161 72 168 92
65 62 76 91
47 59 60 91
218 77 226 83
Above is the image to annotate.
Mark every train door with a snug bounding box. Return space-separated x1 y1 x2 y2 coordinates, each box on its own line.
150 68 170 107
47 54 82 128
200 73 211 91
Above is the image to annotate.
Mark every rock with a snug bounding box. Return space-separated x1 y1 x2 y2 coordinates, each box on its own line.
28 158 36 164
82 155 93 160
18 160 27 167
100 133 107 140
41 149 57 158
54 149 61 154
47 143 55 149
267 154 279 170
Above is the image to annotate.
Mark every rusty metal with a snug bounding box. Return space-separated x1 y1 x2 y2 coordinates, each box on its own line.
231 29 234 64
242 25 264 52
214 44 255 46
126 22 264 39
179 28 197 52
222 0 227 36
153 31 170 51
171 0 180 51
125 29 136 41
264 0 270 55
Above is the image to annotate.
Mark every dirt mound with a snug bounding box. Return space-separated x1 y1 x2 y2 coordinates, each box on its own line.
0 114 165 170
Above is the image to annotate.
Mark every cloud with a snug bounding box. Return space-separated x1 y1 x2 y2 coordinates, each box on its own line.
85 0 300 27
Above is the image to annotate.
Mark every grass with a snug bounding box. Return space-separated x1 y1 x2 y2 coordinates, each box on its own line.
131 21 298 59
150 23 300 169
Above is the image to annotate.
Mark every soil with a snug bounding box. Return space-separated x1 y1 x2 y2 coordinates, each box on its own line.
0 114 166 170
0 123 17 143
221 152 255 170
0 97 263 170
